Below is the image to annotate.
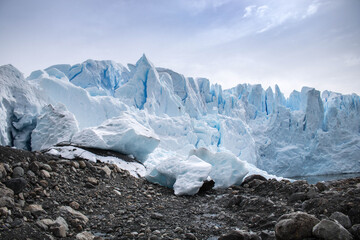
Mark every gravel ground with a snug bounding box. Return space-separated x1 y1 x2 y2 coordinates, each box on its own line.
0 145 359 240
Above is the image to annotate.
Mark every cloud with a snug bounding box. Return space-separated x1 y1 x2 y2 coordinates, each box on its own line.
243 5 256 18
256 5 269 18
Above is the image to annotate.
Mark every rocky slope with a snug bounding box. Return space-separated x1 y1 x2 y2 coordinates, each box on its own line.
0 145 359 240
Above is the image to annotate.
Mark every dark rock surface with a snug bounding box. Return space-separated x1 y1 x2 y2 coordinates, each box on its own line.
0 145 359 240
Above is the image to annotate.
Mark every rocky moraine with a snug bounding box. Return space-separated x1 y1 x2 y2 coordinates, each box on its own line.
0 145 359 240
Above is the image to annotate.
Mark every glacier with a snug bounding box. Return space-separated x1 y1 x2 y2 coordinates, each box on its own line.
0 54 360 195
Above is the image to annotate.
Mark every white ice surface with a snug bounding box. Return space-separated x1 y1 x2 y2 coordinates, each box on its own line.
31 104 79 151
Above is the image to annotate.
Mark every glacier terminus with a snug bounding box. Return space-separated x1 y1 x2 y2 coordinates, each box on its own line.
1 55 359 195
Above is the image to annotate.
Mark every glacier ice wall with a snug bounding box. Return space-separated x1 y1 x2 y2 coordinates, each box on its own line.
1 54 360 185
0 65 46 149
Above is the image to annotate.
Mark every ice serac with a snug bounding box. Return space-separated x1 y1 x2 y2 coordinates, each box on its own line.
46 60 130 96
28 70 129 129
256 87 360 177
115 55 183 117
71 113 160 162
31 104 79 151
189 148 248 188
0 65 46 150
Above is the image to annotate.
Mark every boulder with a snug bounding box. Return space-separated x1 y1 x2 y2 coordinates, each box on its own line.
4 177 27 194
275 211 320 240
12 166 24 178
241 174 267 186
330 211 352 229
312 219 353 240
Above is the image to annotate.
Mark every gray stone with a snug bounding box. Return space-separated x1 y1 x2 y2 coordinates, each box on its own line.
41 163 52 171
76 231 95 240
12 166 24 178
55 216 69 231
315 182 328 192
87 177 98 185
100 166 111 178
241 174 267 186
25 204 46 217
0 207 9 217
330 211 352 229
0 183 14 197
4 177 27 194
59 206 89 225
312 219 353 240
275 211 320 240
40 169 51 178
27 170 36 177
0 196 14 208
51 224 67 238
0 163 7 179
29 161 40 172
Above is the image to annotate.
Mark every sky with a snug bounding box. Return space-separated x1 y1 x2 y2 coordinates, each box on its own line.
0 0 359 96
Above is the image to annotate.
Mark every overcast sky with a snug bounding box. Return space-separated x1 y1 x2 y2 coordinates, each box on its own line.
0 0 359 96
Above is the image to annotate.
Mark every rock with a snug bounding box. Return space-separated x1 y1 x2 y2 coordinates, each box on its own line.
302 197 329 213
29 161 40 172
349 224 360 240
10 218 24 228
0 183 14 197
41 163 52 171
4 177 27 194
37 218 55 230
312 219 353 240
0 196 14 208
185 232 197 240
39 179 49 188
49 217 68 238
40 218 55 226
315 182 328 192
175 227 184 233
151 212 164 220
12 166 24 178
37 219 50 230
330 211 352 229
0 207 9 217
27 170 36 177
275 211 320 240
219 230 261 240
76 231 95 240
288 192 308 203
40 169 51 178
70 201 80 210
51 224 67 238
241 174 267 186
59 206 89 226
25 204 47 217
71 161 80 169
87 177 99 185
0 163 7 179
78 161 86 169
55 216 69 231
100 166 111 178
